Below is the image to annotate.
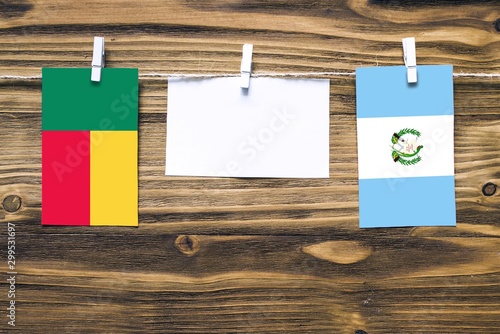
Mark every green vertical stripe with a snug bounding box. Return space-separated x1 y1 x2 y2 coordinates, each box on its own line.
42 68 138 131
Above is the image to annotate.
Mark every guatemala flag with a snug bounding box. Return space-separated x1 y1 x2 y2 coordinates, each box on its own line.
356 65 456 228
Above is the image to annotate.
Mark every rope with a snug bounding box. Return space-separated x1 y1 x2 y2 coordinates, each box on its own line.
0 71 499 80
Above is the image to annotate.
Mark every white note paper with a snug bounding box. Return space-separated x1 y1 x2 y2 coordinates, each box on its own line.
166 77 330 178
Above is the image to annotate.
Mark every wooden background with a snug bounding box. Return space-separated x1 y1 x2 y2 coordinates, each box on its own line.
1 0 499 333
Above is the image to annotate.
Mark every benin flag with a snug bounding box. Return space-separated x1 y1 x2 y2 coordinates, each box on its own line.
42 68 138 226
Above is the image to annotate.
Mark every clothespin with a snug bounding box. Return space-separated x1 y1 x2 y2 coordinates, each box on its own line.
240 44 253 89
402 37 417 83
91 37 105 82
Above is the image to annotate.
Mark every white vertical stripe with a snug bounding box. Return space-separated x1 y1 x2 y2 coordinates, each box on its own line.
357 115 454 180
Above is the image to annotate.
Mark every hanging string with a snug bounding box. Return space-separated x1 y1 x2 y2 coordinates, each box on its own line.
0 71 499 81
144 71 500 78
144 71 357 78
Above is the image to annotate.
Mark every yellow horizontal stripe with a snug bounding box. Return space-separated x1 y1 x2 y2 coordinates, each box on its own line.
90 131 138 226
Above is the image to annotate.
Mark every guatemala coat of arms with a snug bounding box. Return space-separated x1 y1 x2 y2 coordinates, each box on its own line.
391 128 424 166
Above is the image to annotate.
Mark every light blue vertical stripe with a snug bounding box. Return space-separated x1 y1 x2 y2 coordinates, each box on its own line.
356 65 454 118
359 175 456 228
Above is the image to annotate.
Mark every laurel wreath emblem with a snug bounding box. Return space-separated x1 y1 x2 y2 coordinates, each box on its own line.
391 128 424 166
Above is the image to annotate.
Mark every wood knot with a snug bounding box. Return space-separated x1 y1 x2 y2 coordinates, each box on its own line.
494 19 500 32
355 330 368 334
174 235 200 256
482 182 497 196
302 241 372 264
2 195 22 213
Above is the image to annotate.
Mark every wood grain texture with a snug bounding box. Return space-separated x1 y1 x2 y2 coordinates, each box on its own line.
0 0 499 333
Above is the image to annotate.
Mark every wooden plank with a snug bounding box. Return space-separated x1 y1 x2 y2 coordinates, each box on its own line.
0 1 498 76
8 233 500 333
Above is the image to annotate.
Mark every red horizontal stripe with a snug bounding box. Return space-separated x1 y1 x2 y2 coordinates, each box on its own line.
42 131 90 226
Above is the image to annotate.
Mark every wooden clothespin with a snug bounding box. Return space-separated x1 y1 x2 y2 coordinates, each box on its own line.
240 44 253 89
91 37 105 82
402 37 417 83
